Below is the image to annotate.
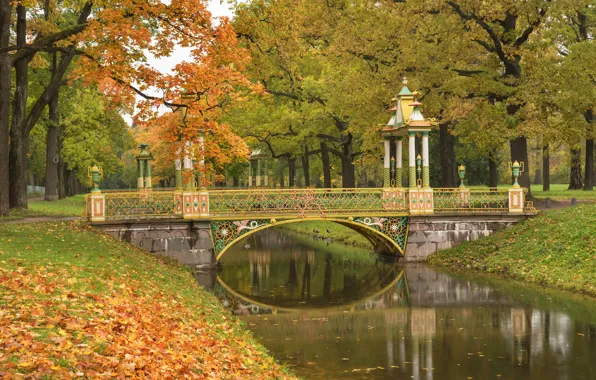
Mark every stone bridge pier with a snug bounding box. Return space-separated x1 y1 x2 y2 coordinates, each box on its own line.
98 220 216 270
94 213 532 266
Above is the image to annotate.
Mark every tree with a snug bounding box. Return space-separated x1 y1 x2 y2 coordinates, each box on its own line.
0 0 250 214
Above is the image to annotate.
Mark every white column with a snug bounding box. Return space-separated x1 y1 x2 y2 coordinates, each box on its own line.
183 141 193 190
396 139 403 169
248 161 253 187
383 140 391 188
198 135 205 188
422 132 430 188
384 140 391 168
409 132 416 188
256 159 262 187
183 142 193 170
409 133 415 168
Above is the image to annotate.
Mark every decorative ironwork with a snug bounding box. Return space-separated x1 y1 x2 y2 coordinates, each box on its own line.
433 188 511 212
211 216 409 258
353 216 409 252
210 219 271 256
209 188 406 217
104 191 177 220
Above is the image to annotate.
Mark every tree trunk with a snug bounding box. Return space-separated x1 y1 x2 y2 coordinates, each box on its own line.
9 5 29 209
64 170 72 197
302 145 310 187
320 141 331 188
510 137 531 196
569 147 583 190
439 123 457 187
584 110 594 191
341 133 355 188
585 138 594 191
58 159 66 198
533 168 542 185
488 151 498 188
0 0 12 216
279 166 285 189
543 144 550 191
233 176 239 187
288 158 296 187
45 55 60 201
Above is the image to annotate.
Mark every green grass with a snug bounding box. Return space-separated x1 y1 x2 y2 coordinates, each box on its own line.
529 183 596 201
427 203 596 297
0 221 294 378
279 220 371 248
1 195 86 221
468 183 596 201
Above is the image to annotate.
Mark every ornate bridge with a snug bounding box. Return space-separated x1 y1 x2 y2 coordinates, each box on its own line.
86 186 535 259
86 82 535 260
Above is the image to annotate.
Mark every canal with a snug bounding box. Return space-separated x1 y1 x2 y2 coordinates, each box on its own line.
209 227 595 380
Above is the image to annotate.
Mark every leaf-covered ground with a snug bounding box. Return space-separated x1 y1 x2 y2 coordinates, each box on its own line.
0 222 294 379
427 203 596 297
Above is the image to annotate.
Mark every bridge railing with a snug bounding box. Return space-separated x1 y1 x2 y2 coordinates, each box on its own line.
102 191 178 220
209 188 407 217
433 188 522 213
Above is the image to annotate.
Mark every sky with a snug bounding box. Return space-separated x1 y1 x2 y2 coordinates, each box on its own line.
145 0 237 74
125 1 239 124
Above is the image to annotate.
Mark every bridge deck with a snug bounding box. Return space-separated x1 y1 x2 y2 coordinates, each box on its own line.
87 187 535 222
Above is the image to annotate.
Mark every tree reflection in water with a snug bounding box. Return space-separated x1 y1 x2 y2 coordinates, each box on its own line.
211 228 596 380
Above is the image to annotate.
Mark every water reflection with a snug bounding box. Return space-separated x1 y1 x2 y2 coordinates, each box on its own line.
212 228 596 380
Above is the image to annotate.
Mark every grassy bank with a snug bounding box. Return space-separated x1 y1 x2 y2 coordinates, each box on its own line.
0 222 293 378
427 204 596 297
2 195 86 221
279 220 371 248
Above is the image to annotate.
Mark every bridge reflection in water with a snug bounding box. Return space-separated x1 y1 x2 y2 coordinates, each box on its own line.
211 228 596 380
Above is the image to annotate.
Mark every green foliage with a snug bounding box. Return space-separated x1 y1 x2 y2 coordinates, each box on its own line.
427 204 596 296
60 87 135 186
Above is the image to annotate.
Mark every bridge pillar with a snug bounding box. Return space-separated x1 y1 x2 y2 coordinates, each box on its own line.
248 161 253 187
383 139 391 187
135 143 153 192
508 188 525 213
396 137 403 187
508 161 525 213
422 131 430 188
88 193 106 222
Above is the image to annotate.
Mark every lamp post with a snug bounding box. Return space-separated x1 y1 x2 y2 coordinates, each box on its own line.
509 161 524 188
88 164 103 193
508 161 525 213
87 164 105 222
458 164 466 188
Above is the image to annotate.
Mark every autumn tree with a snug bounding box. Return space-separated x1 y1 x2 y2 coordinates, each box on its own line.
0 0 250 215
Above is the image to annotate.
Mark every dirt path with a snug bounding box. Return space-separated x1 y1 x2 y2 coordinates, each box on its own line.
0 216 80 225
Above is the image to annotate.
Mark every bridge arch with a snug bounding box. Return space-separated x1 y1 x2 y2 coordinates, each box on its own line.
214 268 410 315
210 216 409 261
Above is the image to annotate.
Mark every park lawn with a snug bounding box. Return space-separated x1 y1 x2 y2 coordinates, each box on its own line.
469 183 596 201
280 220 371 248
1 195 86 221
529 183 596 201
427 203 596 297
0 221 294 379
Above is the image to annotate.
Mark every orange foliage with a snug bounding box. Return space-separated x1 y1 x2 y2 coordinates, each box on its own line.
68 1 253 180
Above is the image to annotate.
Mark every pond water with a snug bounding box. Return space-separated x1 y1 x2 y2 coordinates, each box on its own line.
212 228 596 380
